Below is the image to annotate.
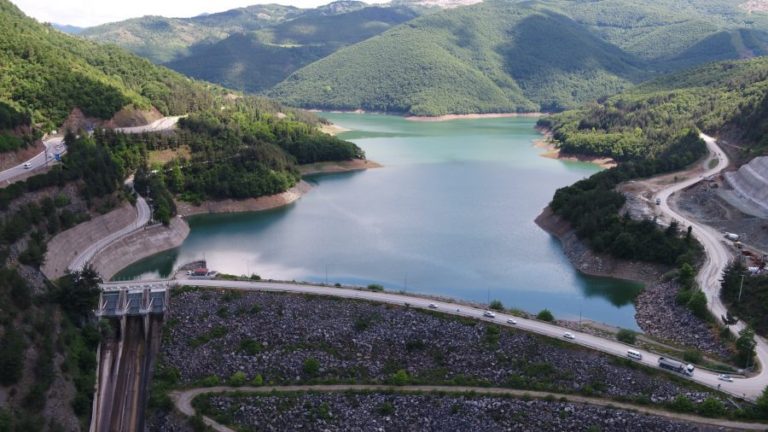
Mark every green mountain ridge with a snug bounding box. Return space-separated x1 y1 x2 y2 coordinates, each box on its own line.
164 5 418 93
270 0 768 115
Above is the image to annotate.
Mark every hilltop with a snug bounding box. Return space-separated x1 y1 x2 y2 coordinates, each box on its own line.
164 5 418 92
270 0 768 115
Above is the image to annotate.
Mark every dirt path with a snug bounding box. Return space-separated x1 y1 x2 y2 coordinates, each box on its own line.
171 385 768 431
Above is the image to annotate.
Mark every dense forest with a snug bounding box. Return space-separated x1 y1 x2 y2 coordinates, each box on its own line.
0 0 226 131
550 130 705 266
540 57 768 161
269 0 768 115
165 6 418 93
721 262 768 336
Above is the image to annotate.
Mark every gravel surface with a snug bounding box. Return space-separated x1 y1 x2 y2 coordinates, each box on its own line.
635 280 733 359
160 290 720 404
193 393 721 432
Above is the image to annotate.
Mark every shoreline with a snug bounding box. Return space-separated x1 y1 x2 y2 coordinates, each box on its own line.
533 206 666 286
176 159 380 217
406 112 545 122
534 127 617 169
310 108 548 122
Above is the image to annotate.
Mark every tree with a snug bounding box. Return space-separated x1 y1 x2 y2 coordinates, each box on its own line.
489 300 504 311
0 326 25 386
228 371 247 387
537 309 554 322
735 328 757 368
756 386 768 418
678 263 695 289
686 290 708 319
57 266 102 323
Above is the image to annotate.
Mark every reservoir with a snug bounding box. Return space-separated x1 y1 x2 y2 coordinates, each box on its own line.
116 113 643 329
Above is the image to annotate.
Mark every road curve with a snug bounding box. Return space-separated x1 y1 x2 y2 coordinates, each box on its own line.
171 385 768 431
0 136 65 184
100 133 768 400
69 196 150 272
655 134 768 400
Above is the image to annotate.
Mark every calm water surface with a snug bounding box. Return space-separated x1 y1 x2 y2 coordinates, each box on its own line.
116 113 642 329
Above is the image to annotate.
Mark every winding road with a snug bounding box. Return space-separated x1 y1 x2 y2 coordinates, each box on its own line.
171 385 768 432
68 195 150 272
96 132 768 421
654 134 768 400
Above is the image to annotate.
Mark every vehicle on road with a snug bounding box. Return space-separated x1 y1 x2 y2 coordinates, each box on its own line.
627 349 642 360
563 332 575 340
658 357 694 376
506 318 517 325
655 198 661 205
428 303 437 309
23 162 31 169
724 232 740 241
718 374 734 382
483 310 495 318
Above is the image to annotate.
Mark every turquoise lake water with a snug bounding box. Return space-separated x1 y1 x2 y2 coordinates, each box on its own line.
116 113 643 329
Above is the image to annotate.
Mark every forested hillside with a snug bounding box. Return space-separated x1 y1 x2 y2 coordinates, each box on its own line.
270 0 768 115
79 4 303 63
164 6 417 92
0 0 223 133
540 57 768 161
0 3 363 428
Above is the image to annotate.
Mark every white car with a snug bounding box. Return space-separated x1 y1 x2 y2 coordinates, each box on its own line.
23 162 32 169
483 311 496 318
563 332 575 340
717 374 733 383
506 318 517 325
428 303 438 309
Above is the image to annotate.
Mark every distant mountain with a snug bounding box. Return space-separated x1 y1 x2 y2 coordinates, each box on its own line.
269 0 768 115
164 5 418 92
79 4 303 63
52 23 83 34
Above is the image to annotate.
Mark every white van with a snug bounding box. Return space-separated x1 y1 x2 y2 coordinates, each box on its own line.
627 349 642 360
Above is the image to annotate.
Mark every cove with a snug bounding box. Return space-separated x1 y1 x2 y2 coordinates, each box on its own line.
116 113 643 329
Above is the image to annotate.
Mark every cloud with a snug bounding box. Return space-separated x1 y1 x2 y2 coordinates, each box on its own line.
12 0 384 27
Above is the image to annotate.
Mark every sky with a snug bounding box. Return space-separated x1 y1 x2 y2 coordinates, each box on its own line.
13 0 382 27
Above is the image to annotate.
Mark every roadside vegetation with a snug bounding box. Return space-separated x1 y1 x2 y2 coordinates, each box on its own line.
721 262 768 338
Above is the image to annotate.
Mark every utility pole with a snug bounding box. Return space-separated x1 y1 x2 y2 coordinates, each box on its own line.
325 264 328 285
738 274 745 302
404 273 408 292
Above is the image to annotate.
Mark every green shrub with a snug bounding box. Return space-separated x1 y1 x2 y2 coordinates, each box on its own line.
683 349 702 364
367 284 384 292
489 300 504 311
537 309 554 322
228 371 247 387
251 374 264 386
199 375 220 387
303 358 320 376
390 369 410 386
697 397 725 417
376 402 395 416
616 328 636 345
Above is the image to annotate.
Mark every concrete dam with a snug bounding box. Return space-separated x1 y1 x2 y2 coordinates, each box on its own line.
90 284 169 432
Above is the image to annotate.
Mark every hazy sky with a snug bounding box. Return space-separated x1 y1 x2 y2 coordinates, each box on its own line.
13 0 382 27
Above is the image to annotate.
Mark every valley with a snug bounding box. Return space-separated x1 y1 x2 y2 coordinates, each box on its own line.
3 0 768 430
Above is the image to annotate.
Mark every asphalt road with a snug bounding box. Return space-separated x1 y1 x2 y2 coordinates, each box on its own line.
654 133 768 399
0 136 65 184
98 133 768 400
0 116 182 185
68 195 150 272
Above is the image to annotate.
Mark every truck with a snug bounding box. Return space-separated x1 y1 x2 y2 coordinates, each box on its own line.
658 357 694 376
725 232 740 241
